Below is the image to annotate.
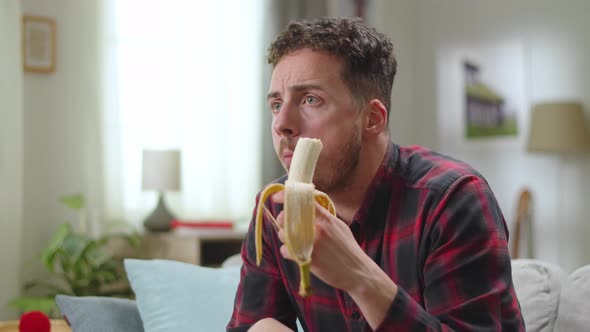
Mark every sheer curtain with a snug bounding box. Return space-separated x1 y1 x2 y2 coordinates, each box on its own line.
102 0 264 226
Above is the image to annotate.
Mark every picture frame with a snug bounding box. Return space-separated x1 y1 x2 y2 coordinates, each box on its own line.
435 40 528 154
22 15 56 73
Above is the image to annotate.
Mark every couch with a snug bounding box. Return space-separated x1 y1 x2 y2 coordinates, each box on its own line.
54 257 590 331
511 259 590 331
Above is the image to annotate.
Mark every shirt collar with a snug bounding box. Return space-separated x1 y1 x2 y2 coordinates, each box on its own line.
351 141 398 226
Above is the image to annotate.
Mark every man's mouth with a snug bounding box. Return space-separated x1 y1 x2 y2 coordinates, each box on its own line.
282 152 293 167
279 137 299 169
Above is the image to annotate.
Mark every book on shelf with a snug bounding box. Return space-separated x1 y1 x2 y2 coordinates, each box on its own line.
170 219 241 236
170 219 234 229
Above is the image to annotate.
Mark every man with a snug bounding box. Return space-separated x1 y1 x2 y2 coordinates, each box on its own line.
227 17 524 331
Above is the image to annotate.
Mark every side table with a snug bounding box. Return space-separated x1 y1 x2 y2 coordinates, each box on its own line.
108 228 247 267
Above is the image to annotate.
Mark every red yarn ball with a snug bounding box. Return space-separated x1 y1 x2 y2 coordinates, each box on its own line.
19 311 50 332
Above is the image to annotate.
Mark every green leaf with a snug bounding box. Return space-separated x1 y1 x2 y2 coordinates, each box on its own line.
41 223 72 272
22 279 71 295
105 219 132 229
125 232 142 248
100 231 142 249
85 246 110 268
9 297 57 316
61 233 90 262
95 270 118 283
60 194 85 210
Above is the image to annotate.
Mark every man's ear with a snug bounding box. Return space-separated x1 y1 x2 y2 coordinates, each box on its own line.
364 99 388 136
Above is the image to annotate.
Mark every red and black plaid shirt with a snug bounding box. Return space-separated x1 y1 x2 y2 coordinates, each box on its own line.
228 143 524 331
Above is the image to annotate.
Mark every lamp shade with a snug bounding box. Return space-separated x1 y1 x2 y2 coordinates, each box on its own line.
142 150 181 191
527 102 590 153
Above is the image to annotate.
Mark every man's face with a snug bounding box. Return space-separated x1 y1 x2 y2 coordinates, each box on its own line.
267 48 364 192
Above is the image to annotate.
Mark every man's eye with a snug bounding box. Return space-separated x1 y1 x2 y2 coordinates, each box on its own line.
304 96 320 105
270 102 281 112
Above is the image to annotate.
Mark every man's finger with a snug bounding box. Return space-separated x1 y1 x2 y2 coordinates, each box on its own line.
278 227 285 243
271 190 285 204
276 210 285 227
315 201 336 224
280 245 292 261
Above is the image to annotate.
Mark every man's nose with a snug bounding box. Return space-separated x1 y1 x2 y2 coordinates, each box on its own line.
272 103 300 137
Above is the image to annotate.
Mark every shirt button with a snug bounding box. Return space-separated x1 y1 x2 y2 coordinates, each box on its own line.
351 311 361 319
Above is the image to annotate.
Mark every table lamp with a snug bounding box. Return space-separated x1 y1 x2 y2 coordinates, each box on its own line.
528 102 590 153
142 149 181 232
521 101 590 259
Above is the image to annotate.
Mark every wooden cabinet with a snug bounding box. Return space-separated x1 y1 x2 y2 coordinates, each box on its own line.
109 229 246 267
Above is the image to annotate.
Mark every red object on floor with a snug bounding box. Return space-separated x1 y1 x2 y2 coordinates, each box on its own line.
19 311 50 332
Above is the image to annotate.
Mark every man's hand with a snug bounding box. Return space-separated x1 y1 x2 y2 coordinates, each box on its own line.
272 192 398 329
275 201 367 291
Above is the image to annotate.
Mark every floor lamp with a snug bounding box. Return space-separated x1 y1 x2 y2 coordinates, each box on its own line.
142 149 181 232
525 101 590 260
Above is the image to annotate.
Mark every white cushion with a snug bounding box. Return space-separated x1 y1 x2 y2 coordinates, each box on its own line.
555 264 590 332
125 259 241 332
511 259 566 332
221 253 243 268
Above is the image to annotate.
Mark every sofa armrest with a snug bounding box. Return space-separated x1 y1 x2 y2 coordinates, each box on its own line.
511 259 566 332
554 264 590 332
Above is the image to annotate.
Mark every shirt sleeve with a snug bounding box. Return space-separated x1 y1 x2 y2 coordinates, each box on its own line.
226 195 298 332
370 175 524 331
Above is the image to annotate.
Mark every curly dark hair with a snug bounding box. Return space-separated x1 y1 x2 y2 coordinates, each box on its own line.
268 16 397 116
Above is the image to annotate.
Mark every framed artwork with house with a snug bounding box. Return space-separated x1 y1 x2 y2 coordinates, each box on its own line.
464 60 518 138
436 40 527 154
22 15 56 73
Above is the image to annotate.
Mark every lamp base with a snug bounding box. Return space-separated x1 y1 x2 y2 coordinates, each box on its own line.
144 192 176 232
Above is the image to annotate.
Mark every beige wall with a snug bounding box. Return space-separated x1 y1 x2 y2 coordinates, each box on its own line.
0 0 24 320
20 0 104 286
374 0 590 272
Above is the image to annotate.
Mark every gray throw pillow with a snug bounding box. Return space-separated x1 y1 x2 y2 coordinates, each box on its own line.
55 294 144 332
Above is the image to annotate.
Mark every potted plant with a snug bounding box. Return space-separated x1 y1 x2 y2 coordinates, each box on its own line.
9 194 140 317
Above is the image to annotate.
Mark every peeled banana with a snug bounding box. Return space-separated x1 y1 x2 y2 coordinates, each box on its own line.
255 138 336 297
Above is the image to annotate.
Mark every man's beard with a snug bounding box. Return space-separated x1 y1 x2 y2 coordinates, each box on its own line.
279 126 362 193
314 126 361 192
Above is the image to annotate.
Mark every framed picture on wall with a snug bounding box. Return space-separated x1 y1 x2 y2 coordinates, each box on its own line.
463 60 519 139
22 15 56 73
436 40 528 154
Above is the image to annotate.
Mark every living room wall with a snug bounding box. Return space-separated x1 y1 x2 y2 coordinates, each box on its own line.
376 0 590 272
19 0 105 288
0 0 24 320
